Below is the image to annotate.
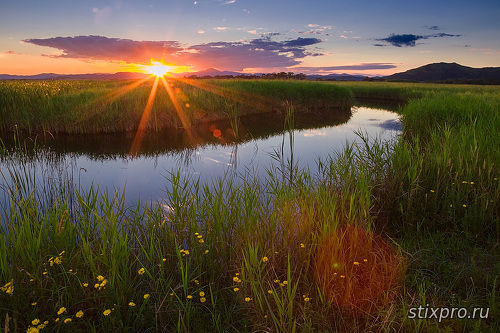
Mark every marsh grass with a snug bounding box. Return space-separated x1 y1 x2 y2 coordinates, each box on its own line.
0 82 499 332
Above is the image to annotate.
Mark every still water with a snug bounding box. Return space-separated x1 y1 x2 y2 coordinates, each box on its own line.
0 106 401 206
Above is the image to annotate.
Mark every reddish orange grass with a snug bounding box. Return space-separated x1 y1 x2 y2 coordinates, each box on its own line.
314 225 405 313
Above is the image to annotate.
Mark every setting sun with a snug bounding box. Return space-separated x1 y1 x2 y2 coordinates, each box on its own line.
146 61 173 77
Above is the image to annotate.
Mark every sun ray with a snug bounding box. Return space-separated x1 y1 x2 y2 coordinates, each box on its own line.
130 76 160 155
72 75 154 128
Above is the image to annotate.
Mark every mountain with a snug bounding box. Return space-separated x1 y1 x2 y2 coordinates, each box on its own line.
306 73 368 81
181 68 250 77
0 72 149 80
384 62 500 83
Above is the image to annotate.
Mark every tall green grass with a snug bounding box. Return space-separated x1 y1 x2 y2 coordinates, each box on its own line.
0 82 499 332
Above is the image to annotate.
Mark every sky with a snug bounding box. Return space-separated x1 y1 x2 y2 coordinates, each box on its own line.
0 0 499 75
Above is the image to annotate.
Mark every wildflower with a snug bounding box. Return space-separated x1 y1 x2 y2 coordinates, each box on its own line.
267 289 273 294
494 178 498 181
273 279 280 283
26 327 39 333
264 315 268 319
304 297 311 302
353 261 360 265
53 257 62 265
42 271 48 275
450 204 453 207
59 250 65 256
463 204 467 208
197 235 203 239
300 243 305 248
200 297 206 303
57 307 66 315
29 279 34 282
144 293 150 299
340 275 345 279
233 277 241 283
235 273 239 276
138 268 145 275
170 293 174 296
194 232 199 236
128 302 136 307
76 310 84 318
37 324 45 330
198 239 204 243
64 318 72 324
199 291 205 297
32 319 40 325
333 272 337 276
262 256 269 263
430 190 435 193
274 251 278 254
43 321 48 325
103 309 111 316
100 279 108 287
245 297 252 302
162 258 166 262
97 275 105 282
54 318 59 323
283 280 287 285
363 258 368 262
69 269 73 272
462 181 468 184
204 250 209 254
187 295 193 299
194 279 200 285
83 283 88 287
470 181 474 185
280 283 284 287
94 283 100 289
233 287 240 292
31 302 37 306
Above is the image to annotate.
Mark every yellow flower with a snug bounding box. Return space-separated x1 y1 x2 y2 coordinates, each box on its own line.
233 277 241 283
31 302 37 306
204 250 209 254
43 321 48 325
245 297 251 302
199 291 205 297
37 324 45 330
194 279 200 285
128 302 136 307
54 318 60 323
94 283 100 289
76 310 84 318
463 204 467 208
304 297 311 302
267 289 273 294
57 307 66 315
53 257 62 265
363 259 368 262
282 280 287 285
340 275 345 278
138 267 145 275
100 279 108 287
59 250 65 256
197 235 203 239
162 258 166 262
83 283 88 287
64 318 72 324
42 271 48 275
187 295 193 299
300 243 305 248
32 319 40 325
103 309 111 316
462 181 468 184
273 279 280 283
262 257 269 263
233 287 239 292
194 232 199 236
235 273 239 276
97 275 105 282
430 190 435 193
200 297 206 303
198 239 204 243
29 279 34 282
144 293 150 299
69 269 73 272
26 327 39 333
470 181 474 185
353 261 360 265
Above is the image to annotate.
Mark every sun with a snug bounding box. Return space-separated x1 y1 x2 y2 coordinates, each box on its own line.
146 61 174 77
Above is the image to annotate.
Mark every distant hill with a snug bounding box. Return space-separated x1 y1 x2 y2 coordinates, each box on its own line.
0 72 149 80
384 62 500 83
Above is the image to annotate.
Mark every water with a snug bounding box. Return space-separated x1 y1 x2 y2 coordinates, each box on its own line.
0 106 401 206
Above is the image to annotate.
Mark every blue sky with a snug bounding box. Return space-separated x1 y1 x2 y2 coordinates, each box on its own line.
1 0 499 75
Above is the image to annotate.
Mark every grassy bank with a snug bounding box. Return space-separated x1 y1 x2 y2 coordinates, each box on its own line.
0 79 353 134
0 83 499 332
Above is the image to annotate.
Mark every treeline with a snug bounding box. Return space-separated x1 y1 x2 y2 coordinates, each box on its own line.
186 72 307 80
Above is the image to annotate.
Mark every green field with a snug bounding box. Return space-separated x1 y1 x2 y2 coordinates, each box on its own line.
0 80 499 332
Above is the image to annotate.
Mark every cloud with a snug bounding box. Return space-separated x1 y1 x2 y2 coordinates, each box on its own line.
376 33 460 47
424 25 440 31
4 50 17 54
24 36 183 63
197 30 206 34
24 35 323 71
248 30 257 35
299 25 333 36
92 7 112 24
224 0 236 4
213 27 229 31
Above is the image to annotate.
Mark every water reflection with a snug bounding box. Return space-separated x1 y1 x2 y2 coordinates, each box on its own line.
1 106 400 205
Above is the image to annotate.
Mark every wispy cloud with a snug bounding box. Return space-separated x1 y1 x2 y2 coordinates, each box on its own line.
213 27 229 31
223 0 236 4
375 32 460 47
92 7 112 24
299 24 333 36
197 30 206 34
291 63 397 73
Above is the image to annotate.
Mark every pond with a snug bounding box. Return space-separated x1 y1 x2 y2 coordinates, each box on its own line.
0 105 401 206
